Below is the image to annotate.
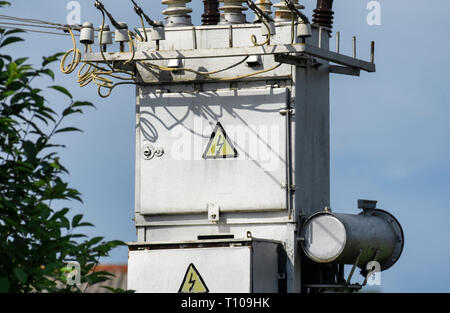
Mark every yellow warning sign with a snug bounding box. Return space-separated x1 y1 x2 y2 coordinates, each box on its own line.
203 122 238 159
178 263 209 293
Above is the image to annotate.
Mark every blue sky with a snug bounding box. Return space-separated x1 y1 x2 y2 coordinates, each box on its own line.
2 0 450 292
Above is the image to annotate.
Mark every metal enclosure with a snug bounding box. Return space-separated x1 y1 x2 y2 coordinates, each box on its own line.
82 1 401 292
61 0 410 294
128 239 281 293
126 23 334 292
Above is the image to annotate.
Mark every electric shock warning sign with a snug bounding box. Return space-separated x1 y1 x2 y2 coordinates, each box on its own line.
202 122 239 159
178 263 209 293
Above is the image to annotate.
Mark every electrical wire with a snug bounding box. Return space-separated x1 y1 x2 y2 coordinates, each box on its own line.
59 20 135 98
142 60 282 81
0 14 68 28
2 8 282 96
283 0 311 43
0 21 69 31
246 0 272 47
60 27 82 74
0 24 77 37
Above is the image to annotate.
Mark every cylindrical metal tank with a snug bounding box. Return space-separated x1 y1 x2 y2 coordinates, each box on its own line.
300 208 404 271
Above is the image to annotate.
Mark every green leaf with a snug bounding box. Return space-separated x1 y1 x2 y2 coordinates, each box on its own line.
75 222 94 228
55 127 82 134
50 208 70 222
13 267 27 283
87 237 104 246
48 85 72 99
0 37 24 48
14 57 28 66
62 107 82 116
72 214 83 228
4 29 25 36
39 68 55 80
42 52 65 67
102 286 135 293
72 101 95 109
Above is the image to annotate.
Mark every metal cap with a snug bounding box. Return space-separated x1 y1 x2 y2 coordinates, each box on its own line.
358 199 378 210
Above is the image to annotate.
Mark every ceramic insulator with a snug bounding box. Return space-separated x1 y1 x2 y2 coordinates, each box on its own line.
161 0 193 27
218 1 248 25
312 0 334 30
202 0 220 25
254 0 273 22
80 22 95 45
273 0 305 22
98 24 113 45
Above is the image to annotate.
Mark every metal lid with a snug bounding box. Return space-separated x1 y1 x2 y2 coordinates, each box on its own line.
359 208 405 271
301 213 347 263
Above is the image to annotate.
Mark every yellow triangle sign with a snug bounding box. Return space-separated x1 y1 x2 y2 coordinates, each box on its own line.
203 122 238 159
178 263 209 293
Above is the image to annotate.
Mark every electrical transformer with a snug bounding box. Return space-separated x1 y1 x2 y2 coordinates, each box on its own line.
83 0 404 293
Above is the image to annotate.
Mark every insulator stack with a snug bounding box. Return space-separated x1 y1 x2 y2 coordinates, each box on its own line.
161 0 193 27
273 0 305 22
218 1 248 25
312 0 334 29
254 0 273 22
202 0 220 25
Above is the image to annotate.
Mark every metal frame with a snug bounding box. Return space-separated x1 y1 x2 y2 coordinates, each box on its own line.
83 43 375 73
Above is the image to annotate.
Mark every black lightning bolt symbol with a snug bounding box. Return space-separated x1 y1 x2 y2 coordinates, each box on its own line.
216 134 224 157
188 273 196 292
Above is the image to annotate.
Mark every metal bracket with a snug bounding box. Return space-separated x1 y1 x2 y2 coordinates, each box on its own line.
345 248 364 285
84 43 376 73
274 53 321 68
329 65 360 77
207 203 220 223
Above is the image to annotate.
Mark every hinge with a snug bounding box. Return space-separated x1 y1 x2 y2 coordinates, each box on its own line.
282 184 296 193
279 108 295 116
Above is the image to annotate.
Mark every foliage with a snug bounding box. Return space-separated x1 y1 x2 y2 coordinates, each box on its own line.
0 1 126 293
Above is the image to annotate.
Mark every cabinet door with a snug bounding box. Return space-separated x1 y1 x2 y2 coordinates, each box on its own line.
137 87 288 215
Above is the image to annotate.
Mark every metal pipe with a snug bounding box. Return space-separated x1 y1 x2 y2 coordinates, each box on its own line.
228 24 233 47
312 0 334 30
352 36 356 58
336 31 340 53
301 208 404 272
202 0 220 25
370 41 375 63
318 26 322 48
192 27 197 49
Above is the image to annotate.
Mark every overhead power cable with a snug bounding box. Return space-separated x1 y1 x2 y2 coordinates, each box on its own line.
0 14 70 28
0 24 78 37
